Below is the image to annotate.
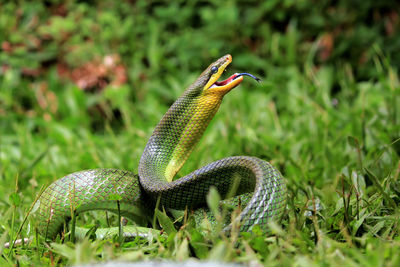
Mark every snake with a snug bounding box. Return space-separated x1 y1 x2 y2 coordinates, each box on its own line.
34 54 287 240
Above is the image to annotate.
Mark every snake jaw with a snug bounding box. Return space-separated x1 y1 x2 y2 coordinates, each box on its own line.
204 55 244 94
209 73 244 92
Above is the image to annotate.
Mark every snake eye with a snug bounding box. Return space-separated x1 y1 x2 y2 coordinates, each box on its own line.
210 66 218 74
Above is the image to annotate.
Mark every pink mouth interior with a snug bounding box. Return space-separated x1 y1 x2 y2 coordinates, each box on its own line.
213 74 239 86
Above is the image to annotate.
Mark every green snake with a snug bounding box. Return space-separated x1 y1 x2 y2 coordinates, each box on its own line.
35 54 287 240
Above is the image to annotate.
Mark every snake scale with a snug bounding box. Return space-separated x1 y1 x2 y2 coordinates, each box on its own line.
35 54 287 240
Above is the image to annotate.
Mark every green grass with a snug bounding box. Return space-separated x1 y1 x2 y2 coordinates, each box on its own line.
1 1 400 266
1 53 399 266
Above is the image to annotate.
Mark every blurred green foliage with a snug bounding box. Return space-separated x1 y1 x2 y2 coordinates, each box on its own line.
1 0 399 122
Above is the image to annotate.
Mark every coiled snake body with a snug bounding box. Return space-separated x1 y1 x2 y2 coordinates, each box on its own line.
36 55 286 239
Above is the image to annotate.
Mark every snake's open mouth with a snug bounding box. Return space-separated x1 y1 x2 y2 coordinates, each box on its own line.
205 55 261 93
211 73 260 86
211 74 239 87
210 72 261 90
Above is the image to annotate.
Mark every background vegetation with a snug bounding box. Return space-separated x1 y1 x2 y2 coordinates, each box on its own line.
1 0 399 266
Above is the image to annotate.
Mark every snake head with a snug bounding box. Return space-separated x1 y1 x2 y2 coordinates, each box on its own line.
202 54 242 96
197 54 260 96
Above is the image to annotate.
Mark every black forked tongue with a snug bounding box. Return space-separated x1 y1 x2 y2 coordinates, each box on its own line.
233 73 261 82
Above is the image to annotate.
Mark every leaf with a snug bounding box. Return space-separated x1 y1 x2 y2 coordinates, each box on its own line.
155 209 176 235
347 136 360 148
176 238 189 261
250 236 268 253
365 168 396 208
9 193 21 207
351 170 365 196
267 221 284 236
50 242 75 260
208 242 230 261
206 187 221 218
370 221 385 236
85 225 98 241
188 229 208 259
352 208 369 234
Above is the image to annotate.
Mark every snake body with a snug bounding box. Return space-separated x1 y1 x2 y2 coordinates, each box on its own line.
36 55 286 239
